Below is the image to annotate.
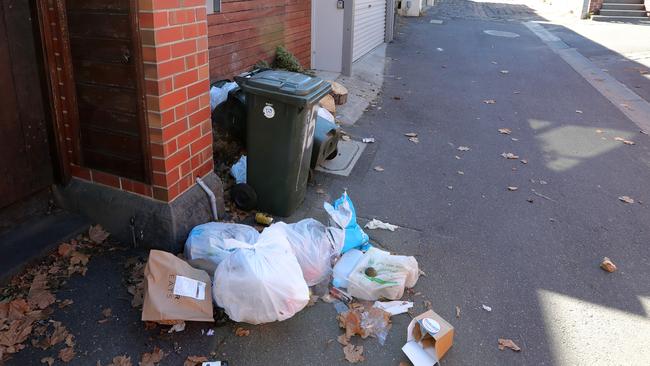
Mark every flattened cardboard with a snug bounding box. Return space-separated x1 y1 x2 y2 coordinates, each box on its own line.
403 310 454 366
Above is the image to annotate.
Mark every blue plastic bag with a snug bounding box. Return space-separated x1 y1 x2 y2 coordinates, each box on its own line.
324 191 370 254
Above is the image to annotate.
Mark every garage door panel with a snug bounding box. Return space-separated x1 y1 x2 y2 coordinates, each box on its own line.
353 0 385 61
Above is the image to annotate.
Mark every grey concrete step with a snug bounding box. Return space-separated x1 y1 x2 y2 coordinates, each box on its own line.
602 0 644 4
592 14 650 22
602 3 646 10
599 9 648 16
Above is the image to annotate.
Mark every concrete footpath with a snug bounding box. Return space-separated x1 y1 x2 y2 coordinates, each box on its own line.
5 1 650 365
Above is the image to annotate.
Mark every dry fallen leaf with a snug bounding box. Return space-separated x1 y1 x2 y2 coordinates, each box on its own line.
102 308 112 318
235 327 250 337
618 196 634 204
408 137 419 143
88 224 110 244
520 159 528 164
58 243 74 257
41 357 55 366
500 70 509 74
600 257 617 273
576 110 583 114
623 140 635 145
455 306 461 318
457 171 464 175
316 188 325 195
507 186 518 191
183 356 209 366
108 355 132 366
498 338 521 352
58 299 74 309
59 346 75 362
342 344 365 363
28 273 56 310
337 334 349 346
498 128 511 135
501 152 519 159
341 135 351 141
373 166 385 172
423 300 432 310
139 347 165 366
457 146 470 151
596 129 604 134
483 99 496 104
614 137 624 141
404 132 418 137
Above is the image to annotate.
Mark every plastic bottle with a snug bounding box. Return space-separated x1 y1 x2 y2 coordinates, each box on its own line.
332 249 364 288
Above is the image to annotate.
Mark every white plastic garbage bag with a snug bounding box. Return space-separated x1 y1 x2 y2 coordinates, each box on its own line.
210 82 238 112
280 219 342 286
184 222 260 275
213 224 310 324
347 247 420 301
324 192 370 254
318 107 335 123
230 155 247 184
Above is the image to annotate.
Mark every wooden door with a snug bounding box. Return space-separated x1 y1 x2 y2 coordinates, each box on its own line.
63 0 149 182
0 1 54 209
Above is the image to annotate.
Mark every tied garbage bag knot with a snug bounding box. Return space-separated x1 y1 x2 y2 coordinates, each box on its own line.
324 191 370 254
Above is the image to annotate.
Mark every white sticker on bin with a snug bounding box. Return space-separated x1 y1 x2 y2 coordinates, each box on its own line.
173 275 206 300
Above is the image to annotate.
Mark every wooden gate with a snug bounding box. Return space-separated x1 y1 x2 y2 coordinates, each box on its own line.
0 1 54 209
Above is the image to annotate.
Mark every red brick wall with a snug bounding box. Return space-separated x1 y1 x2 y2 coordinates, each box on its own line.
207 0 311 80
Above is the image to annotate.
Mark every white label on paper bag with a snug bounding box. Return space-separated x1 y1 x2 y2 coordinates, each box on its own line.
173 275 206 300
263 105 275 119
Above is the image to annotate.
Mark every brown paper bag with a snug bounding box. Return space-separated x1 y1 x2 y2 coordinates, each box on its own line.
142 250 214 322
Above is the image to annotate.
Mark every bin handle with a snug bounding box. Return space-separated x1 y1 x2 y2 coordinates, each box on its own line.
234 68 270 85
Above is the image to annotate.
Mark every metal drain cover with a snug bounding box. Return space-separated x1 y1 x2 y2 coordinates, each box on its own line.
315 140 366 176
484 30 520 38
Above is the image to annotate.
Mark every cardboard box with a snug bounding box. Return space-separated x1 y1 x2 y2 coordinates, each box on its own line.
402 310 454 366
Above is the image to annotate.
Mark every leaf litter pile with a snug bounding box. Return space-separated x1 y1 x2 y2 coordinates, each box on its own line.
0 225 109 364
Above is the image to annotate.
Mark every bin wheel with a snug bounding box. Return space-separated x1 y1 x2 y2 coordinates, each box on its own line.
326 149 338 160
231 183 257 211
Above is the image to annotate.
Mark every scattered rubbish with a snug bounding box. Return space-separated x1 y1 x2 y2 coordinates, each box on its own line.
498 128 511 135
374 301 414 316
457 171 464 175
409 137 420 144
624 140 635 145
168 322 186 333
576 110 583 114
374 166 385 172
324 192 370 254
539 180 547 185
255 212 274 226
500 70 509 74
343 344 365 363
184 223 260 275
230 155 247 184
234 327 250 337
330 287 354 304
507 186 518 191
491 61 498 65
527 198 534 203
142 250 214 323
520 159 528 164
206 329 215 336
213 224 310 324
447 186 453 190
402 310 455 366
282 219 342 286
334 301 350 314
531 189 556 202
482 304 492 312
511 138 519 142
338 307 391 345
498 338 521 352
404 132 418 137
457 146 471 151
483 99 496 104
364 218 399 232
341 135 351 141
423 300 432 310
362 137 376 143
333 249 365 288
347 247 419 301
596 129 604 134
210 82 238 111
600 257 617 273
455 155 461 160
455 306 461 318
618 196 634 204
501 152 519 159
513 91 520 94
436 48 444 52
429 19 443 24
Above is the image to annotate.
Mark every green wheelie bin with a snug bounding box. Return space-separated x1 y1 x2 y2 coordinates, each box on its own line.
236 69 332 216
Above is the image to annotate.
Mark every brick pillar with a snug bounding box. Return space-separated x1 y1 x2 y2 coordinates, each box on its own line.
139 0 213 203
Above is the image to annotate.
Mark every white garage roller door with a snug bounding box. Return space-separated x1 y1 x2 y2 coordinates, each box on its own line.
353 0 386 62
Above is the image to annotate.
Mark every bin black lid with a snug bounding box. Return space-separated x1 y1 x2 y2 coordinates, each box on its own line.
244 70 326 97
